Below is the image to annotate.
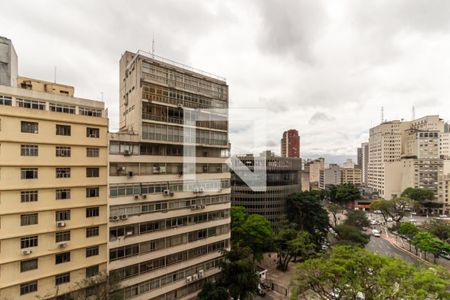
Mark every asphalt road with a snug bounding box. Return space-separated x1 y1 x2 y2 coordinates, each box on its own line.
366 235 424 266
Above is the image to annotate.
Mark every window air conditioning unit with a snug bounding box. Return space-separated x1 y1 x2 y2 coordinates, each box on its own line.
127 171 134 177
200 204 206 209
193 188 200 193
118 166 126 172
186 276 192 283
134 195 139 200
21 249 32 255
120 214 128 220
123 150 131 156
190 205 197 210
163 189 171 196
56 221 66 228
177 104 184 109
112 215 120 222
192 274 199 281
57 242 67 249
198 270 204 278
142 194 147 199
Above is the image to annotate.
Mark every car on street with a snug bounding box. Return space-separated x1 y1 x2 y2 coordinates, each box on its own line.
372 229 381 237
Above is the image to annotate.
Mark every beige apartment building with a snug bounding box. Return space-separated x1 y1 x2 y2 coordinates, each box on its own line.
369 116 450 213
107 51 230 300
305 158 324 190
0 37 108 300
341 167 362 186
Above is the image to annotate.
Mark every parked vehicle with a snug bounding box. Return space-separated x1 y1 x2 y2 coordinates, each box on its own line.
372 229 381 237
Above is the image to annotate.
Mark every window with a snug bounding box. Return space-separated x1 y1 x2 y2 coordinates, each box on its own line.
86 127 100 138
50 103 75 114
21 168 38 179
21 145 38 156
86 246 99 257
86 168 99 178
86 265 99 277
21 213 38 226
20 281 37 295
55 252 71 264
86 207 99 218
55 272 71 285
17 98 45 110
55 231 70 243
21 259 38 272
55 210 71 221
56 189 71 200
56 146 71 157
80 107 102 117
21 191 38 202
56 168 71 178
86 226 99 237
86 147 99 157
56 124 71 136
21 236 38 248
86 187 99 198
0 95 12 106
21 121 38 133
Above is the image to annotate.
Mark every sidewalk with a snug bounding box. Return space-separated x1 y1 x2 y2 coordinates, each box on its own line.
383 231 450 269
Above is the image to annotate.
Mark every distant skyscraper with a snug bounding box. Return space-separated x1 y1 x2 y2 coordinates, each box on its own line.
281 129 300 158
357 147 362 168
361 142 369 185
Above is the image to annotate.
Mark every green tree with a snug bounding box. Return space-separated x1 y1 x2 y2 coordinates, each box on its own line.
399 222 419 251
412 231 450 263
197 282 229 300
423 219 450 242
326 202 342 228
334 224 370 247
238 214 273 261
325 184 338 202
370 197 414 226
230 206 248 233
292 245 450 300
217 246 259 300
334 183 361 205
287 191 330 245
344 209 370 229
401 187 434 203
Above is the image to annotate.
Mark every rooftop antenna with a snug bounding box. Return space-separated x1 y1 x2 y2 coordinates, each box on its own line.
381 106 384 123
152 32 155 58
412 106 416 120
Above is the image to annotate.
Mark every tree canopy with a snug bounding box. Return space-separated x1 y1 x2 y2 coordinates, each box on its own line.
230 206 273 261
401 187 435 203
334 183 361 204
292 245 450 300
197 282 229 300
412 231 450 263
287 191 330 244
423 219 450 242
370 197 414 226
334 224 370 247
344 209 370 229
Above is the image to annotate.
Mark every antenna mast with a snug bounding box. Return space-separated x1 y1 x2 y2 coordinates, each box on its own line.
412 106 415 120
381 106 384 123
152 33 155 58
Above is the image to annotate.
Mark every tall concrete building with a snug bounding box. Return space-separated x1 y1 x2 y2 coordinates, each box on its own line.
361 142 369 185
107 51 231 299
368 116 450 213
281 129 300 158
319 164 341 189
231 151 301 229
0 36 18 87
0 38 108 299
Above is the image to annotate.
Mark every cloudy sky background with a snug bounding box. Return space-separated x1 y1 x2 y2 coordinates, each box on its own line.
2 0 450 164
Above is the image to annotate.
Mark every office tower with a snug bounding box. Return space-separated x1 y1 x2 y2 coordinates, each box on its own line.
281 129 300 158
319 164 341 189
231 151 302 229
0 37 108 299
361 142 369 185
357 147 362 169
305 158 324 190
107 51 231 299
0 36 18 87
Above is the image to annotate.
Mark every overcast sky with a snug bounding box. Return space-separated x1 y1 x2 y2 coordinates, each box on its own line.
2 0 450 164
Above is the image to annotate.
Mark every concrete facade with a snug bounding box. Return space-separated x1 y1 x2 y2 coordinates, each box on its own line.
0 77 108 298
107 51 231 300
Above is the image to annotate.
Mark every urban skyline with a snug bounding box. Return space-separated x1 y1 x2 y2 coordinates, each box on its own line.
2 1 450 162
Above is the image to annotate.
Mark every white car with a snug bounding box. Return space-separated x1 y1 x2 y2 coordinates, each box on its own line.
372 229 381 237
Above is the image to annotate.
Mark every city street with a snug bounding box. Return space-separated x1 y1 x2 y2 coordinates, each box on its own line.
366 235 424 266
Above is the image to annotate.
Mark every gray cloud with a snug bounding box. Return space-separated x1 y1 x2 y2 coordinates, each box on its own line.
2 0 450 160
